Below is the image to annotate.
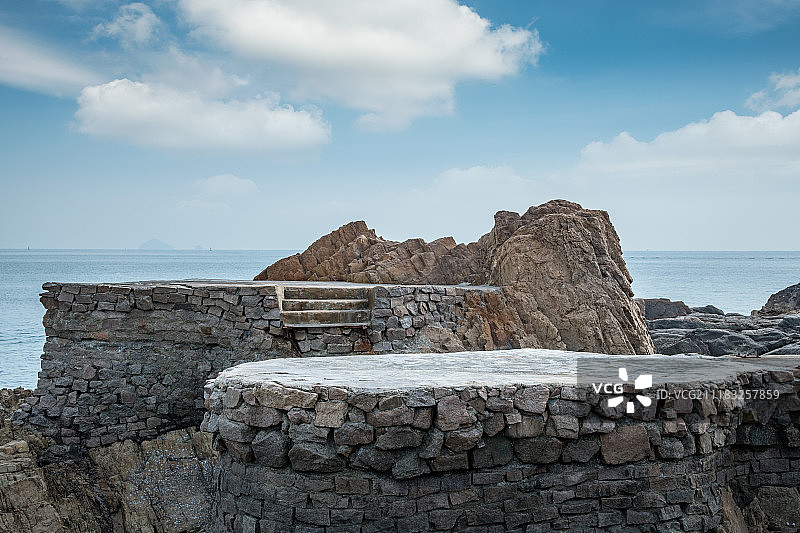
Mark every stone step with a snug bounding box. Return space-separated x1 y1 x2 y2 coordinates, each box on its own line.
282 286 369 300
282 298 370 311
281 309 371 327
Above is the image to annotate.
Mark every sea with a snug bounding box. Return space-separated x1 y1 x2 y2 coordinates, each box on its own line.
0 249 798 389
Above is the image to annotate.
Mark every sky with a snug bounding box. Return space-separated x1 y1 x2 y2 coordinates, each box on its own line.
1 0 799 251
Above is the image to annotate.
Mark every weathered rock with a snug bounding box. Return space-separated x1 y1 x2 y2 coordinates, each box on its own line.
333 423 374 446
0 387 217 533
374 426 423 450
252 430 290 467
691 305 724 315
443 425 483 452
599 425 651 464
256 200 655 355
757 282 800 316
635 298 692 320
255 221 485 285
288 442 345 472
436 395 476 431
513 386 549 414
470 435 513 468
513 436 563 463
648 310 800 356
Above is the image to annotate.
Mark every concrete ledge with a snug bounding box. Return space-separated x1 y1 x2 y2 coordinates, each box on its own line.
204 350 800 531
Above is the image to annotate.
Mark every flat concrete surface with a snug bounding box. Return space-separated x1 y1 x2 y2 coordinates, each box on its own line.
51 279 501 291
215 349 800 391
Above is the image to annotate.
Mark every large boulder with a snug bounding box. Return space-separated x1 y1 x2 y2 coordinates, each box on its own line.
256 200 654 355
757 282 800 316
635 298 692 320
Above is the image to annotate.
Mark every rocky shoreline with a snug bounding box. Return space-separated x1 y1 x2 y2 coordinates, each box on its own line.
639 284 800 358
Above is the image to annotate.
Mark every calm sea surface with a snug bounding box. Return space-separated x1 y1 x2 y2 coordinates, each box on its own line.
1 249 798 389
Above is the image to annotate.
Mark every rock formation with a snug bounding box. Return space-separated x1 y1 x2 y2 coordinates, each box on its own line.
0 388 215 533
256 200 655 355
648 312 800 357
757 282 800 316
645 285 800 356
634 298 692 320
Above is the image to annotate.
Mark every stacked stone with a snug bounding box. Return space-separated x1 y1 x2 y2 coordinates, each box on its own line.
205 367 800 532
367 285 463 353
15 281 489 456
16 282 282 455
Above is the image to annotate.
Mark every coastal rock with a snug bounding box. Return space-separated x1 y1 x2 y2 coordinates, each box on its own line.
0 389 216 533
648 312 800 356
635 298 692 320
487 201 653 354
757 282 800 316
256 200 654 355
255 221 485 285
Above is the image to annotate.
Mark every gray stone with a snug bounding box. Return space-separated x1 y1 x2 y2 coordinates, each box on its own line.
314 401 348 428
333 423 374 446
514 386 549 414
392 450 430 479
350 445 394 471
436 395 476 431
288 442 344 472
561 438 600 463
252 430 290 467
444 425 483 452
514 436 563 463
470 435 513 468
546 414 580 439
505 415 544 438
374 426 423 450
365 406 414 427
218 417 256 443
255 383 318 409
418 428 444 459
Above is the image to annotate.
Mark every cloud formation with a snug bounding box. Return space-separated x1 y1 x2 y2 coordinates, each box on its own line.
747 68 800 112
93 3 163 48
196 174 259 197
575 109 800 180
178 0 543 129
0 25 100 96
75 79 331 153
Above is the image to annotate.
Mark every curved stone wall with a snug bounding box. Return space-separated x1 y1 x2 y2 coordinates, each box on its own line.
205 350 800 532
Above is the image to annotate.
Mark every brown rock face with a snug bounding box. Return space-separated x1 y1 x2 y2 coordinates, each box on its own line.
257 200 654 354
256 221 485 285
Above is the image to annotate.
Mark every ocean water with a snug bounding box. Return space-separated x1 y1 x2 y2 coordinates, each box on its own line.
0 249 798 389
0 249 296 389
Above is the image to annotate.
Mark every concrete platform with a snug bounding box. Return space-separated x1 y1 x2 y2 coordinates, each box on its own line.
216 348 800 391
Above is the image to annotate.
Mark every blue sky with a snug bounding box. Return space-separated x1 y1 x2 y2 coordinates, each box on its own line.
1 0 799 250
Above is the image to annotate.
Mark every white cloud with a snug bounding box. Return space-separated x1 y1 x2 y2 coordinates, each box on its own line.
144 47 249 99
178 0 543 129
75 78 331 153
93 3 163 48
747 68 800 112
0 25 101 96
196 174 258 197
575 109 800 180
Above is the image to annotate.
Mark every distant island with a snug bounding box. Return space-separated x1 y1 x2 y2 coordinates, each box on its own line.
137 238 174 250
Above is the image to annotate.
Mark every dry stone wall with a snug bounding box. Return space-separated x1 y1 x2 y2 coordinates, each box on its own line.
205 359 800 532
13 281 495 456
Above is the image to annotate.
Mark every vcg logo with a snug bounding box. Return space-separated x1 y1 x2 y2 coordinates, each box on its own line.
592 368 652 414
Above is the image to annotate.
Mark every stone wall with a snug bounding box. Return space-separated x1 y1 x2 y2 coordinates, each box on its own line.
13 281 496 456
204 353 800 532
